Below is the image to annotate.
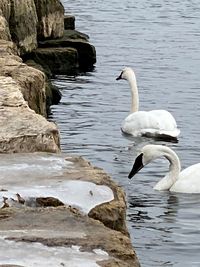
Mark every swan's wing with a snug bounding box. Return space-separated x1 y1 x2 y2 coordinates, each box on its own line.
179 163 200 180
170 163 200 193
122 110 180 137
148 110 180 138
122 111 160 136
148 110 178 131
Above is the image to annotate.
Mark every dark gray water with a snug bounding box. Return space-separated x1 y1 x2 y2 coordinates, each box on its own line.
51 1 200 266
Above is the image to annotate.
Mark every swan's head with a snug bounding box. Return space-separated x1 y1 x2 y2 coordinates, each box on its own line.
116 67 136 81
128 145 165 179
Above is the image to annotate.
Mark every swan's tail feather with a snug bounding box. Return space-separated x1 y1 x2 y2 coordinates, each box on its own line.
142 129 180 142
144 133 179 143
121 127 180 143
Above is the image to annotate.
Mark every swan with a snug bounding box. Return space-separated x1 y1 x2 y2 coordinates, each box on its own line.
128 144 200 193
116 67 180 140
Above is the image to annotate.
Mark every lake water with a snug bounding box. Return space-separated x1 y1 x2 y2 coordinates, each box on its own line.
51 1 200 266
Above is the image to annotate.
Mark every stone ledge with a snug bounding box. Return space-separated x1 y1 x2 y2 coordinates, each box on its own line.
28 47 78 76
38 30 96 71
0 153 140 267
0 206 139 267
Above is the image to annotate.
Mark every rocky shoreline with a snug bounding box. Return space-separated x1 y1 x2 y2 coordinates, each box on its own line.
0 1 140 266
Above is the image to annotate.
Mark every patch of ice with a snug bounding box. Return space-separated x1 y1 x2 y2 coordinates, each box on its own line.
0 237 109 267
93 249 109 256
0 180 114 214
0 153 73 185
0 229 86 239
71 245 81 251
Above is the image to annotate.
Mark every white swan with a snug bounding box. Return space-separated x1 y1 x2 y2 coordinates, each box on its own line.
128 144 200 193
116 67 180 140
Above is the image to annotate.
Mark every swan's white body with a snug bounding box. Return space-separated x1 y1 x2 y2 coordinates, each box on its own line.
129 144 200 194
170 163 200 193
123 110 179 138
116 67 180 139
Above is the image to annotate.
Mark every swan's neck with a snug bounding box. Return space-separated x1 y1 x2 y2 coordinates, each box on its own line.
127 76 139 113
154 148 181 191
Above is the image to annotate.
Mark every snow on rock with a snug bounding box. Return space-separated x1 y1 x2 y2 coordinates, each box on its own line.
0 153 114 214
0 237 109 267
0 153 73 185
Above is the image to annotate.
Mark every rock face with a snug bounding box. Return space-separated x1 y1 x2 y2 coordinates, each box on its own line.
0 40 47 116
0 0 96 72
0 13 11 41
29 47 78 76
0 0 96 180
38 30 96 71
9 0 38 55
34 0 65 39
24 59 62 114
0 0 11 21
64 14 75 30
24 28 96 74
0 76 60 153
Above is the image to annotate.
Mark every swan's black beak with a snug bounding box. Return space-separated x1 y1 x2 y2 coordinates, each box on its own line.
128 153 144 179
116 71 122 80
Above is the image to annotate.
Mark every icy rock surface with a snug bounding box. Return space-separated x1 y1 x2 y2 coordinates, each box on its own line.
0 237 109 267
0 153 114 213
